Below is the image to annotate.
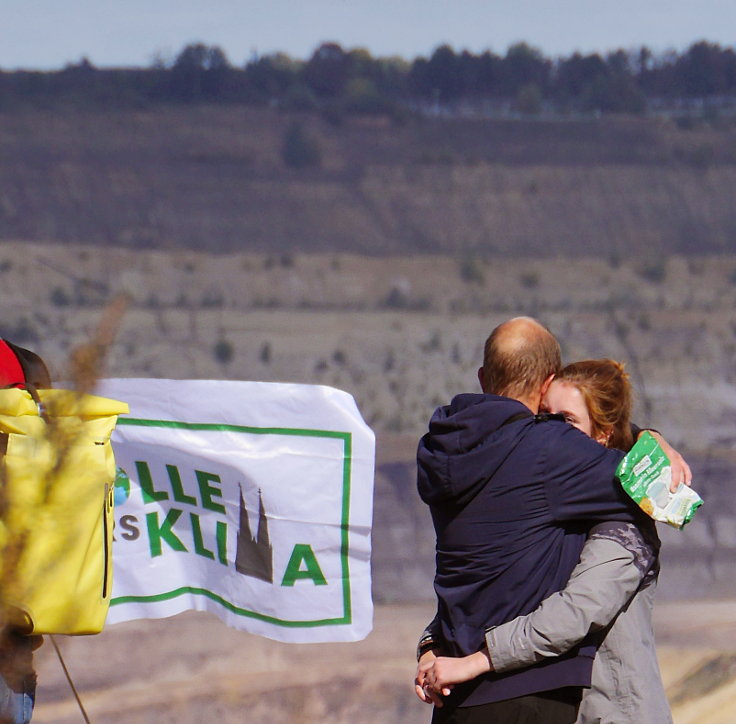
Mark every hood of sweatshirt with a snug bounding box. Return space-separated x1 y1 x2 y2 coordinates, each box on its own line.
417 393 536 507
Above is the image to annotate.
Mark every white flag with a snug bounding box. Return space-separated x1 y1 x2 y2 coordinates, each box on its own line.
96 379 374 643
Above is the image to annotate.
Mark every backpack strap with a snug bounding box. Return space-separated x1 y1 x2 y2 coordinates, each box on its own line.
0 381 49 423
499 410 566 428
534 411 566 424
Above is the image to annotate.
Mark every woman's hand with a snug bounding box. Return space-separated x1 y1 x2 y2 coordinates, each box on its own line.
419 649 493 706
415 649 445 706
647 431 692 492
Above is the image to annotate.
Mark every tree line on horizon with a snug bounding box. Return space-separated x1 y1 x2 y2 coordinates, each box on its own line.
2 39 736 117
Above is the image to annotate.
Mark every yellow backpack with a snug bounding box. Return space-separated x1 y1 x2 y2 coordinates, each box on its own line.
0 386 128 634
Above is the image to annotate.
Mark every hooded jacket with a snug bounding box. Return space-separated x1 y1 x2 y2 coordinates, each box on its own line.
418 392 648 707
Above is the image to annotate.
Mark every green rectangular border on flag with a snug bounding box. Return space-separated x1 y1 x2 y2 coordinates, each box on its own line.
110 418 353 628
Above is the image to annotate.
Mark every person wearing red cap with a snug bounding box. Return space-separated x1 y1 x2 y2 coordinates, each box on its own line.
0 339 51 724
0 340 50 389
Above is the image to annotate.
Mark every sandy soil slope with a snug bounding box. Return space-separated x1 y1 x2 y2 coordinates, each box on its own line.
31 600 736 724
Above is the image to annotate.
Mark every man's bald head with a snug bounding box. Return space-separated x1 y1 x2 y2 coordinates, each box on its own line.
480 317 561 400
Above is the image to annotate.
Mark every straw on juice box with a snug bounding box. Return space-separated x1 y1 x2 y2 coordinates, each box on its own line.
615 431 703 529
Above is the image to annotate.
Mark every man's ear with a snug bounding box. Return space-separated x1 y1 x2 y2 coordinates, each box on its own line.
477 366 486 392
595 428 613 446
540 374 555 397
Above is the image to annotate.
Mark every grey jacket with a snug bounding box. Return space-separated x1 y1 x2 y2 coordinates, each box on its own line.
486 523 671 724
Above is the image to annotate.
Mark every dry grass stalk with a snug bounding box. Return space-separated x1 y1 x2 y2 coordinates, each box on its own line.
0 296 128 722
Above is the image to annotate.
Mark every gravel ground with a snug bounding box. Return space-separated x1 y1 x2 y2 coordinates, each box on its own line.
31 600 736 724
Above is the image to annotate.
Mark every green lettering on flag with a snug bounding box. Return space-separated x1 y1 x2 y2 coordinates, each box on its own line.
216 520 228 566
136 461 169 504
190 512 215 560
281 544 328 587
168 464 197 506
196 470 226 514
146 508 187 557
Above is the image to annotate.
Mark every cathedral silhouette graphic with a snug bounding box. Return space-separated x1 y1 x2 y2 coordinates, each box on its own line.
235 486 273 583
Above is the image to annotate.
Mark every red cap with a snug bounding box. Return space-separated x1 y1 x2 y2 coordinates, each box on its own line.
0 340 25 386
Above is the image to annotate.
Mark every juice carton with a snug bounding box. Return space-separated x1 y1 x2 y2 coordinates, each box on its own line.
616 432 703 529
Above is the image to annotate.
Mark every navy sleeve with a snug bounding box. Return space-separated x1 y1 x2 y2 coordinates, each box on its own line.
543 423 642 523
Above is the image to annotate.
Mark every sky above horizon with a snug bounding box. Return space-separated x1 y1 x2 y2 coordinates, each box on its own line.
4 0 736 70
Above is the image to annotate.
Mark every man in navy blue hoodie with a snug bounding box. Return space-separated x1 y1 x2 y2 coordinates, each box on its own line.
415 317 656 723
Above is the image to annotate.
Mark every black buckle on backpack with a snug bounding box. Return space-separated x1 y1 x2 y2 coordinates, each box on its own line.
500 411 566 428
533 412 566 423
